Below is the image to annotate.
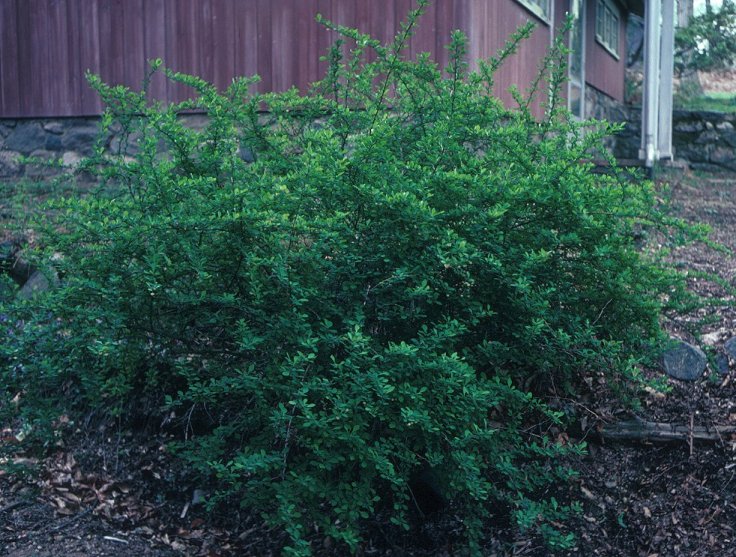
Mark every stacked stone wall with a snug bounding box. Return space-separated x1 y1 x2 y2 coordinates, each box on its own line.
670 110 736 172
0 115 210 180
0 118 100 179
2 105 735 178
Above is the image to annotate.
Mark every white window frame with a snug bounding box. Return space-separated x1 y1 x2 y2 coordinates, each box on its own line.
595 0 621 59
516 0 551 25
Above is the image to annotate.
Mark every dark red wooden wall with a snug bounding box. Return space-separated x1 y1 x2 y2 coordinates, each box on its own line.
584 0 627 102
0 0 625 118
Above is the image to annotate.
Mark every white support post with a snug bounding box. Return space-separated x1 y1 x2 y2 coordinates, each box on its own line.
641 0 661 167
658 0 675 159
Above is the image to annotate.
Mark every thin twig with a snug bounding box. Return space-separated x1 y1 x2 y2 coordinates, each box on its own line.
0 500 28 514
45 506 93 534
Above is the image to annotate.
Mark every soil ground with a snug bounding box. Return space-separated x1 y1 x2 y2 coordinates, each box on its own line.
2 168 736 556
700 69 736 94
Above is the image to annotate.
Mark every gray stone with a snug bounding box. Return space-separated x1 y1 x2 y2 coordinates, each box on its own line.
43 121 64 134
108 132 141 156
61 126 100 154
62 151 83 169
725 337 736 360
16 271 50 300
700 330 723 346
691 162 727 173
45 133 63 151
695 130 720 144
25 149 60 178
239 144 255 163
0 151 22 177
182 114 209 131
662 340 707 381
676 143 710 163
4 122 47 155
674 121 704 133
711 147 736 164
0 121 17 139
722 132 736 148
716 121 735 131
716 352 730 375
725 160 736 172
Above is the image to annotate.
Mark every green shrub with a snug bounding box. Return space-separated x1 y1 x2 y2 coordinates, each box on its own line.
1 5 692 554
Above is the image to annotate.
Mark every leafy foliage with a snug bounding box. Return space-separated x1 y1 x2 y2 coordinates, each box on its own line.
676 0 736 75
1 4 693 554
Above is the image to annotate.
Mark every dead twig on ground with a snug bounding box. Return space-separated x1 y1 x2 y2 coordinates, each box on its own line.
600 417 736 444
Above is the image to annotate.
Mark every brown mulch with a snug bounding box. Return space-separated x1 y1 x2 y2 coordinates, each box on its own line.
2 168 736 556
567 168 736 557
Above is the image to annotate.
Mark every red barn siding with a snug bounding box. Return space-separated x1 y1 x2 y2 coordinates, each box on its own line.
584 0 626 102
0 0 620 118
472 0 555 111
0 0 21 116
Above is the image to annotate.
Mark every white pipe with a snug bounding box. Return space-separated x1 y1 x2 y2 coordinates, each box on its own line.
641 0 661 167
658 0 676 159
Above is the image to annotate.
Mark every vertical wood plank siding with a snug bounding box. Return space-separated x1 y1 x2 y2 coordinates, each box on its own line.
584 0 626 102
1 0 615 118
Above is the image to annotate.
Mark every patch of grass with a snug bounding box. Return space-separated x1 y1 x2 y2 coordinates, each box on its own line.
675 91 736 112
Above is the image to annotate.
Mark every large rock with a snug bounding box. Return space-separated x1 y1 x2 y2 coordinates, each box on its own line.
62 151 83 169
25 149 60 179
0 151 22 178
716 352 730 376
662 340 707 381
43 121 64 134
711 147 736 164
725 337 736 361
4 122 47 155
16 270 50 300
0 122 16 138
723 131 736 148
61 126 100 154
700 329 724 346
695 130 720 144
674 121 704 133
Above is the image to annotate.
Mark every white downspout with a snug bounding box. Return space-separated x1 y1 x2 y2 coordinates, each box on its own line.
658 0 676 160
641 0 661 167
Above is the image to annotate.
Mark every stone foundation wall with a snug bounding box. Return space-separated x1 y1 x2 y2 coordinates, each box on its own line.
583 86 643 161
585 87 736 170
2 105 735 178
670 110 736 172
0 118 101 179
0 115 210 180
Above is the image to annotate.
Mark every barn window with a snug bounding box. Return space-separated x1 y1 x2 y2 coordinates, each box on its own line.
516 0 551 24
596 0 620 59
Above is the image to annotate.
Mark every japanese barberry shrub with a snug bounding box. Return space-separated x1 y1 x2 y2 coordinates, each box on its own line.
1 4 690 555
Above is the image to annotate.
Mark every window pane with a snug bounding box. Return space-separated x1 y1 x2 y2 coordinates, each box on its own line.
596 1 619 56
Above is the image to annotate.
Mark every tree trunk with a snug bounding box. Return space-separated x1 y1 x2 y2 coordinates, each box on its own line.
676 0 703 100
678 0 694 27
